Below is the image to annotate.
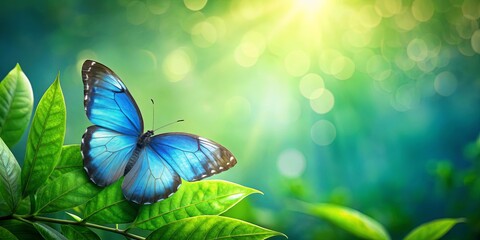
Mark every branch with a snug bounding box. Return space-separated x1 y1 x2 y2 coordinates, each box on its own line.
9 214 145 240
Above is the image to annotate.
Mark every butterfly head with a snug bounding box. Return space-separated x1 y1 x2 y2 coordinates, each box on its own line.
137 130 154 148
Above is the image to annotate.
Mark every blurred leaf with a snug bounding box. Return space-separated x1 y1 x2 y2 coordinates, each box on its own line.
132 180 261 230
0 219 41 239
82 179 138 224
146 215 286 240
0 226 18 240
403 218 465 240
33 222 67 240
0 64 33 147
21 76 66 198
35 169 100 214
0 137 21 215
297 202 390 240
49 145 83 180
61 225 100 240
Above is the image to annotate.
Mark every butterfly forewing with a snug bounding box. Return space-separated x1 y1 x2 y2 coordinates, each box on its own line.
82 60 143 135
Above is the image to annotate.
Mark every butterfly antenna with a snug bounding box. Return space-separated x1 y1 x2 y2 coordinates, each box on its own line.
151 99 155 130
154 119 184 132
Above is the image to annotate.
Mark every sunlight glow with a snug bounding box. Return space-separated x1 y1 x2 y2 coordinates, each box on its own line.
296 0 325 14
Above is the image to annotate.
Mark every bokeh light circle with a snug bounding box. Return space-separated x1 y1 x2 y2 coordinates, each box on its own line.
411 0 434 22
462 0 480 20
311 120 336 146
310 89 334 114
319 49 342 75
359 5 382 29
277 148 306 178
332 56 355 80
184 0 207 11
284 50 310 77
366 55 391 81
434 71 457 96
126 1 149 25
299 73 325 99
375 0 402 17
162 48 193 82
234 31 266 67
471 30 480 53
147 0 170 14
407 38 429 62
191 21 217 48
394 8 418 31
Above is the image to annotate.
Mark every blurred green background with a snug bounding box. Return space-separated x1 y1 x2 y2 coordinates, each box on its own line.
2 0 480 239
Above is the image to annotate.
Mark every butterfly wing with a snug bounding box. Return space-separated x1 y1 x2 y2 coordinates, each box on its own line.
149 133 237 182
121 146 181 204
82 60 143 135
82 60 144 186
82 126 137 186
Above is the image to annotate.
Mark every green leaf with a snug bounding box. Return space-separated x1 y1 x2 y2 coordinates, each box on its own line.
61 225 100 240
132 180 261 230
21 76 66 198
82 179 139 224
146 215 286 240
0 137 21 215
0 226 19 240
33 222 67 240
297 202 390 240
0 64 34 147
404 218 465 240
35 169 101 214
0 219 41 239
50 145 83 180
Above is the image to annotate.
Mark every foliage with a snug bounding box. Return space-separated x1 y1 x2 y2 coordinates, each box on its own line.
0 65 285 239
296 202 465 240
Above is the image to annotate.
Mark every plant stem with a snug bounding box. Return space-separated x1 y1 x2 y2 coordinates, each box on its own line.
11 214 145 240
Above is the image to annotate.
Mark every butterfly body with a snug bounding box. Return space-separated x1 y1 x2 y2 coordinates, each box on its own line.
81 60 236 204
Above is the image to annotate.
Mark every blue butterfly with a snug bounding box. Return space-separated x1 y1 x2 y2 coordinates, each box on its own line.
81 60 236 204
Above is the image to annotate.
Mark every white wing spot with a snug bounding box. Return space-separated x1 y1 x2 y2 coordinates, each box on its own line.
84 95 88 101
201 174 207 178
210 170 216 174
226 162 230 166
219 167 224 170
87 67 92 72
91 61 96 66
85 83 89 90
85 75 89 81
177 183 182 190
168 192 174 198
229 156 234 161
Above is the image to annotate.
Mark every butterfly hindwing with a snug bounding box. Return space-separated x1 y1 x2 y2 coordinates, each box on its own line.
149 133 237 182
121 146 181 204
82 126 138 187
82 60 143 136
